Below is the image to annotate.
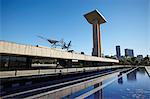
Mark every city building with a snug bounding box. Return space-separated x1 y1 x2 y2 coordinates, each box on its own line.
125 49 134 57
84 9 106 57
116 46 121 59
137 55 143 60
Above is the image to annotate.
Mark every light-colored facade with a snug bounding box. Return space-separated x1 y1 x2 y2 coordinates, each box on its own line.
0 41 119 63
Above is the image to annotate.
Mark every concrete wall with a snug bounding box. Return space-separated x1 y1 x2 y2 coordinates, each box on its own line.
0 41 119 63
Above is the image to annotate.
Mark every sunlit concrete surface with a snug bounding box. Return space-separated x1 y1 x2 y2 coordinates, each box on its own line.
0 41 119 63
84 9 106 57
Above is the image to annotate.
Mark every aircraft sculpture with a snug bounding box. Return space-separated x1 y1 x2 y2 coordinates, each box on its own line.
37 35 60 48
38 35 72 51
61 41 72 50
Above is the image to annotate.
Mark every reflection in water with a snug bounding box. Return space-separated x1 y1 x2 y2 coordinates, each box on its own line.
63 82 103 99
63 68 150 99
94 82 103 99
102 67 150 99
138 67 145 75
118 73 123 84
86 82 103 99
127 70 137 81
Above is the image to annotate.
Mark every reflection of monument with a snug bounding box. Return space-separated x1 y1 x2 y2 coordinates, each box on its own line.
118 73 123 84
118 77 123 84
84 10 106 57
127 70 137 81
94 82 103 99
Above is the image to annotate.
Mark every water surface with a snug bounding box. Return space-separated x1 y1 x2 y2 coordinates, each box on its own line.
87 67 150 99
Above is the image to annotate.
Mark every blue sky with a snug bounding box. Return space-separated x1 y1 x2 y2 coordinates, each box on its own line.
1 0 150 56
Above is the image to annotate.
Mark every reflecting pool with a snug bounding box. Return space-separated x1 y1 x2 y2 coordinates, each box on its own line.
63 67 150 99
87 67 150 99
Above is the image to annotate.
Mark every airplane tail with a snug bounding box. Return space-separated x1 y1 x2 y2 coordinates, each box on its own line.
68 41 71 47
67 41 71 50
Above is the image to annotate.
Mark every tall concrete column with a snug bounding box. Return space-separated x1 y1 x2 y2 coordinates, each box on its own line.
92 19 101 57
84 9 106 57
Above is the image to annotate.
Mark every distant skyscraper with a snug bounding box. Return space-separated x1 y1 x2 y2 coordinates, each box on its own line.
116 46 121 59
125 49 134 57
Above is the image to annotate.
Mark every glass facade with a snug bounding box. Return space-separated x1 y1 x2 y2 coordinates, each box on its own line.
0 54 30 70
0 54 58 70
125 49 134 57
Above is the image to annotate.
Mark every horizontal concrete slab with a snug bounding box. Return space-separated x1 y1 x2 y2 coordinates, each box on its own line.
0 41 119 63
